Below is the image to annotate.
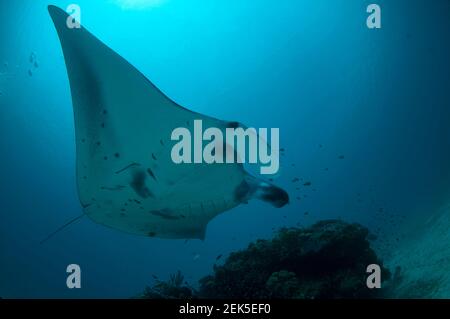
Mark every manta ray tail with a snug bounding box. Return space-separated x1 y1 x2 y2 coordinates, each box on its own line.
40 214 86 244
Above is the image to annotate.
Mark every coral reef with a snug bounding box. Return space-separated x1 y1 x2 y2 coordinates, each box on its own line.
140 220 390 299
137 270 193 299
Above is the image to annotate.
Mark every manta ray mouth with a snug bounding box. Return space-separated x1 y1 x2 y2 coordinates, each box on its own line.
256 183 290 208
234 179 289 208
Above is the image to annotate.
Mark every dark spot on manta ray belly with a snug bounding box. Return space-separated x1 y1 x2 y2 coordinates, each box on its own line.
147 168 157 181
101 185 125 191
115 162 141 174
130 170 154 198
149 209 181 220
234 180 251 203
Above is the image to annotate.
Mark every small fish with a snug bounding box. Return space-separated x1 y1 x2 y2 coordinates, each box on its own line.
151 153 157 161
29 53 36 63
215 254 223 261
338 155 345 159
303 181 312 186
292 177 300 183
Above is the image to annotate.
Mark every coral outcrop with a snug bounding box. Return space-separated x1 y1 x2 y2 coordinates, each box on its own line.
140 220 390 299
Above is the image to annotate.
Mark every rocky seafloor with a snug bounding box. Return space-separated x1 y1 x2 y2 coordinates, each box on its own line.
137 220 394 299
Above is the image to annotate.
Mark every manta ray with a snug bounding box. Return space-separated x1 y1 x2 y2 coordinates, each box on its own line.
48 5 288 240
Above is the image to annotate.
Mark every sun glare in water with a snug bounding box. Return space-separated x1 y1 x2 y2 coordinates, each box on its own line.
115 0 166 10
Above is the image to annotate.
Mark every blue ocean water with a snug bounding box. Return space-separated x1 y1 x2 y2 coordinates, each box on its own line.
0 0 449 298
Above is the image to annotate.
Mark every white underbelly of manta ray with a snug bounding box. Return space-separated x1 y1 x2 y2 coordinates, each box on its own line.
48 5 289 239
